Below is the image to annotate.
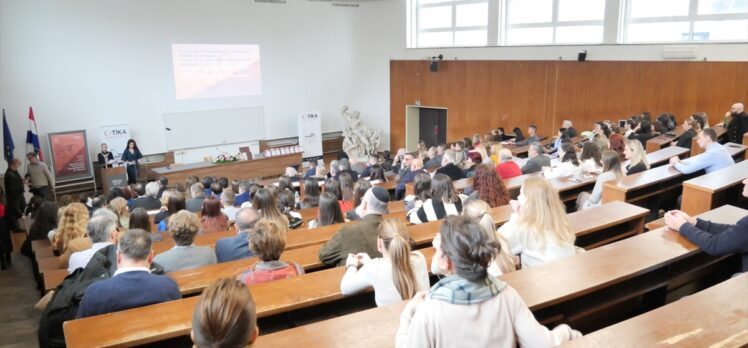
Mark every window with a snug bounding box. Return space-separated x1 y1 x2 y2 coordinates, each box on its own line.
504 0 606 45
624 0 748 43
414 0 489 47
406 0 748 47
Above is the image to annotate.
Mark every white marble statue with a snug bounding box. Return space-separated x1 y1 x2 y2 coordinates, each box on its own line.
341 105 382 159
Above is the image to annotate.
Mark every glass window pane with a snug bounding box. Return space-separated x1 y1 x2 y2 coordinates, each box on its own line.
555 25 604 43
418 31 454 47
456 3 488 27
506 27 554 45
697 0 748 14
419 0 453 4
693 20 748 41
419 6 452 29
558 0 606 21
629 0 690 18
455 30 488 46
626 22 691 42
507 0 553 24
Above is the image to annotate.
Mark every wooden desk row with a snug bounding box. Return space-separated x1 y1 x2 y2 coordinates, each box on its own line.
645 128 685 153
681 159 748 216
63 200 655 348
252 205 746 348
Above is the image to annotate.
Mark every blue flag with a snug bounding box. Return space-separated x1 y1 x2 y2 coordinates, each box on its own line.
3 109 15 162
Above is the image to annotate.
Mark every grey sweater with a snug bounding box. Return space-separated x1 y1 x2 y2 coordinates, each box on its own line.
26 162 54 188
153 245 217 273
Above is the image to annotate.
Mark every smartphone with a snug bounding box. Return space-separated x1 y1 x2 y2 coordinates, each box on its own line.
618 120 626 128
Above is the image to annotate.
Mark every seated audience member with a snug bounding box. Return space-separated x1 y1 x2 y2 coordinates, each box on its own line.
338 172 356 213
284 167 299 182
201 198 229 233
361 155 380 177
335 158 359 182
238 219 304 285
408 174 463 224
52 203 91 268
309 192 346 229
462 200 516 275
498 177 576 268
576 151 624 210
221 191 240 222
347 179 373 221
156 176 168 199
191 278 258 348
252 188 290 231
510 124 539 147
543 143 580 179
201 177 215 198
319 187 390 266
562 120 578 138
156 190 186 231
396 215 581 347
492 127 509 141
549 128 569 154
300 178 321 209
278 189 299 214
21 201 57 257
404 173 431 211
369 164 388 183
690 112 709 130
277 175 293 193
108 197 130 229
340 219 429 307
626 118 654 148
128 207 162 242
184 176 199 198
464 151 482 178
186 183 206 213
77 229 181 318
467 164 510 208
423 147 441 169
435 150 465 181
130 182 162 211
155 211 217 272
512 127 525 143
496 149 521 179
210 182 223 198
68 215 118 273
725 102 748 144
327 159 339 179
672 119 700 148
593 122 612 151
215 207 260 263
521 143 551 174
623 139 650 175
396 157 426 200
665 177 748 272
304 161 318 179
234 182 251 207
669 128 734 174
608 133 626 162
579 142 603 174
219 177 230 191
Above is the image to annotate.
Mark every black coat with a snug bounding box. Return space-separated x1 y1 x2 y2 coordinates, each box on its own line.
4 168 24 196
727 112 748 144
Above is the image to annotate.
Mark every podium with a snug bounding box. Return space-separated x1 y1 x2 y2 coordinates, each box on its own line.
101 166 128 195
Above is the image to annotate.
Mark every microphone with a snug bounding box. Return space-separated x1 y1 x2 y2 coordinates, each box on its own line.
165 127 172 131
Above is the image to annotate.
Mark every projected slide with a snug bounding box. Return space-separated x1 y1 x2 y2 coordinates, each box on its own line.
172 44 262 100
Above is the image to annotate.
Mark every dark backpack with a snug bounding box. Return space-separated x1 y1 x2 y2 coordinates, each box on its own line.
657 114 677 132
38 245 164 348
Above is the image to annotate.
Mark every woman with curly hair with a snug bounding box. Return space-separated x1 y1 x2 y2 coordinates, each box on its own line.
468 164 510 208
51 202 90 267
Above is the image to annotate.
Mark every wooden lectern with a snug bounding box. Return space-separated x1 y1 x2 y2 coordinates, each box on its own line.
101 166 128 195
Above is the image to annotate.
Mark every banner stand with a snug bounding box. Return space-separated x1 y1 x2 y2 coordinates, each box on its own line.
298 112 323 166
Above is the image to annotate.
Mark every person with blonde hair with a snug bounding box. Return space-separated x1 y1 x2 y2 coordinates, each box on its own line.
238 219 303 285
154 210 216 272
340 219 429 307
192 278 258 348
576 151 624 210
623 139 649 175
462 200 516 275
497 176 576 268
108 197 130 229
52 203 91 267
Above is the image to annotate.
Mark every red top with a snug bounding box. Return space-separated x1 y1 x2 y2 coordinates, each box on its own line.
496 161 522 179
239 261 303 285
0 204 5 218
339 200 354 213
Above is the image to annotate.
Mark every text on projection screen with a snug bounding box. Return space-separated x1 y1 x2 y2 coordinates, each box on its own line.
172 44 262 100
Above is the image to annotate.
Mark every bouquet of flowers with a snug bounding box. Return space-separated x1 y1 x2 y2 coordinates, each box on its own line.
214 152 239 164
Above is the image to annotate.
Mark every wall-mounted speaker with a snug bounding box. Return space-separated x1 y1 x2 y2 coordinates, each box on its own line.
578 50 587 62
430 61 439 72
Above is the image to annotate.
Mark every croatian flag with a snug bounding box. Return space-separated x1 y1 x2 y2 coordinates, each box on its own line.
26 107 43 160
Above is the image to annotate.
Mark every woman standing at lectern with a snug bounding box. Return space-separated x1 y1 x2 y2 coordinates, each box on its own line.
97 143 114 168
121 139 142 184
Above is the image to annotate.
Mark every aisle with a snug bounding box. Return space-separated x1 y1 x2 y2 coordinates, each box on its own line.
0 233 42 348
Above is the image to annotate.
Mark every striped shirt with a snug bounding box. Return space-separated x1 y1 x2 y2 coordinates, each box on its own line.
408 198 463 224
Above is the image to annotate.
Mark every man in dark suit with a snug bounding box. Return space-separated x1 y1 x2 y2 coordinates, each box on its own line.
521 142 551 174
725 102 748 144
562 120 578 139
4 159 26 232
435 150 465 181
333 158 359 182
129 182 161 211
77 229 181 318
395 158 426 199
186 183 206 212
215 207 260 263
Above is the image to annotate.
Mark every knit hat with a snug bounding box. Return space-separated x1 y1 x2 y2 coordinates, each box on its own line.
370 186 390 204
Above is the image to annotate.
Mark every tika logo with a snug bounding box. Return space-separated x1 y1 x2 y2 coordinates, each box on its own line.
104 129 128 137
112 179 124 185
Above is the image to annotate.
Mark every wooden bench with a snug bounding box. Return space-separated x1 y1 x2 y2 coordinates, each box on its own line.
31 239 52 252
645 146 690 167
253 205 746 348
725 142 748 161
602 165 689 206
509 136 551 158
681 160 748 216
43 269 70 293
645 128 685 153
690 125 726 156
564 273 748 347
63 200 661 348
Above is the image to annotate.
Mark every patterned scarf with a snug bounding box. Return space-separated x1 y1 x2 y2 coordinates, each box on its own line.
429 274 506 305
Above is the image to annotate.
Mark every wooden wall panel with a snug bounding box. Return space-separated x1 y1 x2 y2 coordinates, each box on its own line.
389 60 748 150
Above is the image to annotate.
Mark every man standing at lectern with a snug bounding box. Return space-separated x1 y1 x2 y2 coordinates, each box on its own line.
25 152 54 199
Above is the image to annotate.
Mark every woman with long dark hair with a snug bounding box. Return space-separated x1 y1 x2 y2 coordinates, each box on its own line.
121 139 142 184
300 179 321 209
309 192 345 228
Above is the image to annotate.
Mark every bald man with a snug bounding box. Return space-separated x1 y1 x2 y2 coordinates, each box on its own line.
395 157 425 200
725 102 748 144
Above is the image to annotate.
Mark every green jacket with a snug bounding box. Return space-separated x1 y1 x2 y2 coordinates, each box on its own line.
319 214 383 267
